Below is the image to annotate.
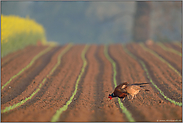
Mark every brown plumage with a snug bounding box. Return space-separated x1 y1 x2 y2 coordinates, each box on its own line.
108 82 128 100
126 85 141 99
108 82 150 100
113 82 128 97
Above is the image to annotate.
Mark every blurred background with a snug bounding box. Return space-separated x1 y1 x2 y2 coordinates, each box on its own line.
1 1 182 44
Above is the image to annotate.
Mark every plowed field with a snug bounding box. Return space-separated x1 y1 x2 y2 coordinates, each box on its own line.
1 42 182 122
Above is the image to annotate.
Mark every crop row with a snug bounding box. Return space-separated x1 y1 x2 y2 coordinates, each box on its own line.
1 42 182 121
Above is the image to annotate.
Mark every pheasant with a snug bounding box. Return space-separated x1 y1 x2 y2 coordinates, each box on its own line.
108 82 149 100
108 82 128 100
125 84 141 99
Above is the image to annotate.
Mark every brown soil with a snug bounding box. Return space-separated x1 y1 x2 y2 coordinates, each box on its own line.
145 43 181 73
163 42 182 53
1 43 182 122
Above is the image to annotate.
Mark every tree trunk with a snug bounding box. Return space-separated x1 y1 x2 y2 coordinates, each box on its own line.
132 1 152 42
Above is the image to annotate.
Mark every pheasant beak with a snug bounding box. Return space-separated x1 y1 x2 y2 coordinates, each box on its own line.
108 96 112 100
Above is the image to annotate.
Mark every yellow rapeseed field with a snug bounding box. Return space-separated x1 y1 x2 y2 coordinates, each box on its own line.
1 15 48 57
1 15 46 44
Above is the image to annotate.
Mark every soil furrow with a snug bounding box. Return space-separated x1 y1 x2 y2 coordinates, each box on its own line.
173 42 182 48
146 44 181 73
163 42 182 53
59 45 106 121
1 45 85 122
1 43 182 122
49 45 89 122
50 47 83 102
138 43 182 89
92 45 106 121
108 44 148 121
126 44 182 102
118 44 182 121
103 46 130 122
23 45 84 122
97 45 127 122
1 46 61 104
1 45 68 111
59 45 126 122
1 46 48 86
19 44 75 107
58 45 94 122
1 45 34 67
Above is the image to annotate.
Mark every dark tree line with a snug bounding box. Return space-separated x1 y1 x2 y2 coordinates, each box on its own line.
132 2 152 42
132 1 181 42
